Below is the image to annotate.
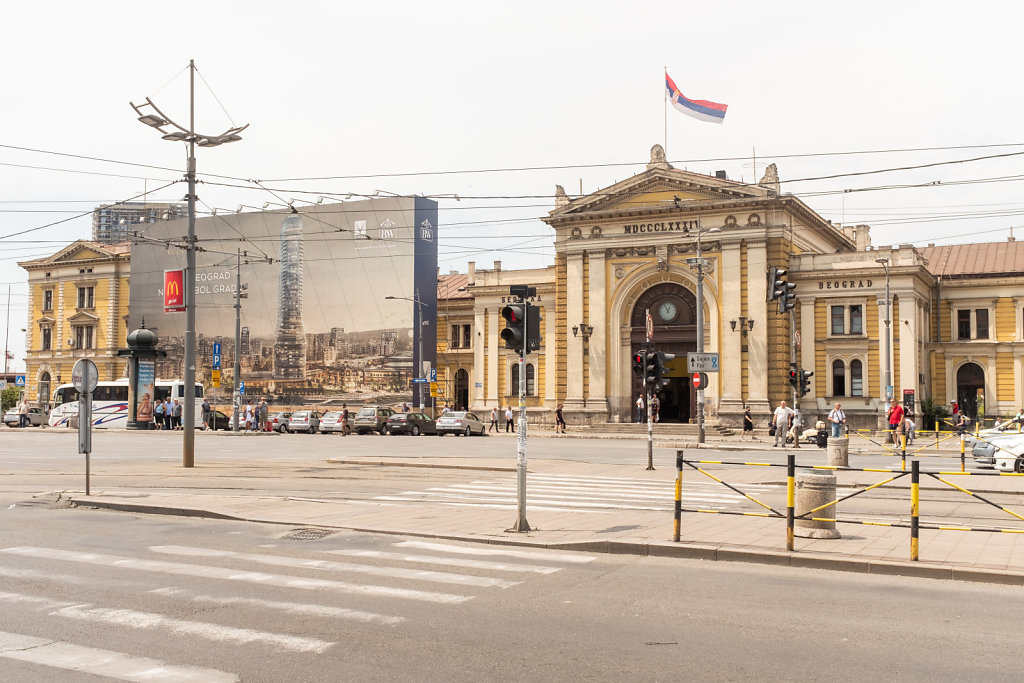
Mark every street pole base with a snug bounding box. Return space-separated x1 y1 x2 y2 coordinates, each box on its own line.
506 519 532 533
646 464 655 471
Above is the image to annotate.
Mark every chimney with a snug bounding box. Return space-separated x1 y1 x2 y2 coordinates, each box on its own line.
467 261 476 285
493 260 501 271
854 224 872 251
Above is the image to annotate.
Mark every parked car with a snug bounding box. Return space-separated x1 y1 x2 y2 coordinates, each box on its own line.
287 410 321 434
320 411 346 434
974 432 1024 469
965 419 1021 448
268 412 292 433
385 412 437 436
3 406 48 427
436 411 486 436
205 409 235 431
353 406 394 435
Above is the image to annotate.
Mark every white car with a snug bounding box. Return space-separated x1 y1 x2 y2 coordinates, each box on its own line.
436 411 486 436
978 433 1024 472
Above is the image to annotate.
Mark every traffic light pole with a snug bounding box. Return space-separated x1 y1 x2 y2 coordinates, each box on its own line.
510 300 531 532
646 309 654 470
790 307 798 411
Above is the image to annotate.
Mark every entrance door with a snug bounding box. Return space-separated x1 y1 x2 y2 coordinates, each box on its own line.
956 363 985 419
454 369 470 411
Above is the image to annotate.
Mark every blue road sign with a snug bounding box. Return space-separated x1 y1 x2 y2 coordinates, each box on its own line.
213 342 221 356
412 378 429 384
14 375 25 387
238 381 245 394
430 368 437 381
212 354 221 369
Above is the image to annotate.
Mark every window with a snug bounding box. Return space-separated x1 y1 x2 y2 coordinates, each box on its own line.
850 305 863 334
831 306 844 335
510 362 535 396
958 310 971 339
957 308 991 340
462 324 471 348
77 286 94 309
42 290 53 312
451 325 461 349
850 359 863 396
976 309 989 339
39 373 51 405
828 304 865 336
73 325 94 350
832 359 846 397
41 327 51 351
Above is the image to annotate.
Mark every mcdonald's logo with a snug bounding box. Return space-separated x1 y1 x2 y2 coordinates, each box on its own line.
164 269 186 313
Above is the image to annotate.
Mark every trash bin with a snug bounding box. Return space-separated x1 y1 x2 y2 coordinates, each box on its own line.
815 429 828 449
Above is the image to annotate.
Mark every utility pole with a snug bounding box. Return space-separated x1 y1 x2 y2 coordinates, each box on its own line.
232 249 245 432
3 285 10 376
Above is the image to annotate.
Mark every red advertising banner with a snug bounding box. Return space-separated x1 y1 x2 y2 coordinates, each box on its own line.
163 269 186 313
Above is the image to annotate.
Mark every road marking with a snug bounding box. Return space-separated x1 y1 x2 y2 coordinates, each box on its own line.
0 629 238 682
148 545 520 589
0 547 471 604
150 588 405 626
428 484 744 504
53 604 333 654
324 549 563 574
367 498 616 513
395 541 596 564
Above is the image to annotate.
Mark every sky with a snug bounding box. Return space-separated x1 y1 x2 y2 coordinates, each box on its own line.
2 0 1023 371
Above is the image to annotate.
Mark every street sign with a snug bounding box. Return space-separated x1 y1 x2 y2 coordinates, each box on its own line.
687 352 720 373
14 375 25 387
430 381 438 397
413 378 429 384
430 368 437 381
212 354 222 369
213 342 221 356
0 380 6 390
646 312 654 340
71 359 98 394
212 369 221 381
692 372 709 389
238 381 245 394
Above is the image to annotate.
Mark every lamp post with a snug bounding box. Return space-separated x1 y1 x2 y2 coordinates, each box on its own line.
385 293 432 416
571 323 594 407
131 59 247 468
876 257 892 416
691 226 721 444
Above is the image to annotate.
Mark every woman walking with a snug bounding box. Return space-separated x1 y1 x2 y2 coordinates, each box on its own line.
742 406 754 440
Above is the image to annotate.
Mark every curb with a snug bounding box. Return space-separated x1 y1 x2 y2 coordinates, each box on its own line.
326 458 515 472
63 495 1024 587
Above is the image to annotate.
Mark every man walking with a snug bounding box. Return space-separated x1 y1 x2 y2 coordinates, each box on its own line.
201 398 211 430
505 406 514 432
828 402 846 438
489 407 499 433
771 400 793 448
887 401 904 444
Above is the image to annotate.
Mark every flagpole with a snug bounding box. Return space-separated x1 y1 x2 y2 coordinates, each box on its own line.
663 66 668 156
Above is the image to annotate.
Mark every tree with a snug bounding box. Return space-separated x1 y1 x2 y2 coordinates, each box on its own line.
1 386 19 412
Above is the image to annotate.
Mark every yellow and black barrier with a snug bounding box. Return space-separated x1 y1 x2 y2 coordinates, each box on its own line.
674 451 1024 562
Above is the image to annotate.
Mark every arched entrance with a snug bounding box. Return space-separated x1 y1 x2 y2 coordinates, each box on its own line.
630 283 697 423
956 363 985 419
454 368 470 411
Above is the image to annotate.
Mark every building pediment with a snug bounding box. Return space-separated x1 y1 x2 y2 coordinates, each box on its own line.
68 311 100 324
35 316 56 326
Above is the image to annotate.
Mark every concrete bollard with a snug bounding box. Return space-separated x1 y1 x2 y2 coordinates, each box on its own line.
827 437 849 467
795 471 841 539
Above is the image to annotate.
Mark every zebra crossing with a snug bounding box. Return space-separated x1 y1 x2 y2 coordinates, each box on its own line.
0 537 594 681
373 471 779 513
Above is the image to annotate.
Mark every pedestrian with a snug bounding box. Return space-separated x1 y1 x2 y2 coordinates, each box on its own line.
771 400 793 448
402 402 410 413
489 407 499 432
636 393 645 423
163 398 173 430
341 403 350 436
742 405 754 440
244 402 253 431
201 398 211 430
904 416 916 444
442 403 451 415
505 406 514 432
828 402 846 439
172 399 183 430
651 395 660 424
555 404 566 434
259 399 269 432
886 402 904 444
154 397 165 430
17 400 29 428
789 409 803 448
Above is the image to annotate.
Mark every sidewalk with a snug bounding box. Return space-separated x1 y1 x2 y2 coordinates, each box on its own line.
53 447 1024 586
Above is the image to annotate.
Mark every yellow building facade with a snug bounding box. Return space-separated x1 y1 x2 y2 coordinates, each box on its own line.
19 241 131 405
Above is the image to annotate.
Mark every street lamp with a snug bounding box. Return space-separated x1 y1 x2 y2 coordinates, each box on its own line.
690 225 721 444
876 257 892 415
385 293 432 416
131 60 247 468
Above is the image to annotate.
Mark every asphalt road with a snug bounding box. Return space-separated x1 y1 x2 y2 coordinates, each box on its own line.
1 499 1022 682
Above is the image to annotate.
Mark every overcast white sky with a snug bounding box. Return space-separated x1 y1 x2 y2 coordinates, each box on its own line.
2 1 1021 370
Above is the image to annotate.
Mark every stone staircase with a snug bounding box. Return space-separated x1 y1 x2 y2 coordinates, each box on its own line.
582 422 736 437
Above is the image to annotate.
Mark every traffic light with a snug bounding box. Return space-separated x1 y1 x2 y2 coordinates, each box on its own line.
778 280 797 314
644 348 659 386
656 351 675 389
788 363 799 391
500 303 526 350
799 369 813 397
767 266 787 302
632 350 645 376
526 305 542 352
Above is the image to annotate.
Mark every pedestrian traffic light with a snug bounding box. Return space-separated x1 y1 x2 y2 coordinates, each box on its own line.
525 305 542 353
500 303 526 351
632 350 645 376
778 279 797 314
767 266 787 302
656 351 675 389
788 363 799 390
644 348 659 385
799 369 813 397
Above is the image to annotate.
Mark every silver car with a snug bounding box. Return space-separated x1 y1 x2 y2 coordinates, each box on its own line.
436 411 486 436
320 411 346 434
3 406 48 427
286 410 321 434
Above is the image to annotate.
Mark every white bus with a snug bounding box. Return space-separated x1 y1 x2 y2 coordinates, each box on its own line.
49 378 205 429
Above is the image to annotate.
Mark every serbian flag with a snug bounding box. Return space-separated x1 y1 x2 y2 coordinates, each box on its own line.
665 73 728 124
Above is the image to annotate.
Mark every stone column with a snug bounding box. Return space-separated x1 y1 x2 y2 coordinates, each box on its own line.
565 251 585 407
472 306 485 408
586 250 609 417
719 242 743 419
745 240 770 413
897 293 919 417
486 305 499 405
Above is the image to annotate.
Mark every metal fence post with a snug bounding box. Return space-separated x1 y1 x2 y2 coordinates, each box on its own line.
901 433 907 471
786 453 795 551
911 459 920 561
960 434 966 473
674 451 683 543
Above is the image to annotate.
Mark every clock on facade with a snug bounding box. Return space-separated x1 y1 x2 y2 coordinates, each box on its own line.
657 300 677 322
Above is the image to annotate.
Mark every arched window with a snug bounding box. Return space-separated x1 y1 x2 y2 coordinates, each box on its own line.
832 359 846 397
850 359 863 397
510 362 535 396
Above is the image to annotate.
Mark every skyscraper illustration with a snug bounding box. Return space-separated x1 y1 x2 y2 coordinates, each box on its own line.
274 215 307 379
